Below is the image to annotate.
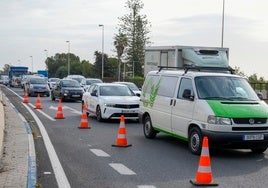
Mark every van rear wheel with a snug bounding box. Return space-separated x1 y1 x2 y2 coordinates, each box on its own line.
189 127 202 155
143 115 157 139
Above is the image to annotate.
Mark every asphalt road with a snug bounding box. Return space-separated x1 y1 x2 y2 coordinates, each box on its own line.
3 86 268 188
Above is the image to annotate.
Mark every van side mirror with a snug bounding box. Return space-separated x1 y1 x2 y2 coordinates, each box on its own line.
182 89 194 101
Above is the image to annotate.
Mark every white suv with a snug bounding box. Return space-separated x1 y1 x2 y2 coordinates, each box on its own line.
82 83 140 122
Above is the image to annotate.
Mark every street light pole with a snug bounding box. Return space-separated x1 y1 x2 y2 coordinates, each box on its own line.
44 49 48 70
66 41 70 75
29 56 33 73
221 0 225 48
99 24 104 80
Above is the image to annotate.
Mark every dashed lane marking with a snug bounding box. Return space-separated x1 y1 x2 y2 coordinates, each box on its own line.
137 185 157 188
90 149 110 157
109 163 136 175
29 103 56 121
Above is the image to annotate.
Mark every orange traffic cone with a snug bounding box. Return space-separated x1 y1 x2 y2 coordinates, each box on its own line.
190 136 218 186
35 93 42 109
55 99 65 119
23 90 29 103
112 115 132 147
78 104 90 129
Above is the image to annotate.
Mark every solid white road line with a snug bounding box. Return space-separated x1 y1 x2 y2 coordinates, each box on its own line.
90 149 110 157
137 185 157 188
109 163 136 175
22 103 71 188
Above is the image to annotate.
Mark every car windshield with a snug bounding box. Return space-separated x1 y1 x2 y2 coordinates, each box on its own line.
86 79 102 85
71 77 83 83
125 83 139 91
62 80 80 87
30 78 46 84
50 78 59 82
100 85 135 96
195 76 259 101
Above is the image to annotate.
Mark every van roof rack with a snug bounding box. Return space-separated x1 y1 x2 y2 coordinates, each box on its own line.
157 65 235 74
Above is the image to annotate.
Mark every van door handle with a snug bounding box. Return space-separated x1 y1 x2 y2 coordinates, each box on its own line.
170 99 173 106
173 100 176 106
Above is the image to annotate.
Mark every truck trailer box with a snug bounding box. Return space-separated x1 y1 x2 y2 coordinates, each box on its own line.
144 46 229 76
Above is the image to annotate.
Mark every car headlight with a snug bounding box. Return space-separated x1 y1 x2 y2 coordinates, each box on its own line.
207 115 232 125
105 103 116 107
63 90 69 93
30 84 33 89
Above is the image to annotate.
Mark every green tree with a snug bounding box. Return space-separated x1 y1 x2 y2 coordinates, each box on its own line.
118 0 151 77
55 66 67 78
114 32 128 81
3 64 10 74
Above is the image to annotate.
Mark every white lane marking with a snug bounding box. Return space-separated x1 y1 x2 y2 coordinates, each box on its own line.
137 186 157 188
22 103 71 188
90 149 110 157
109 163 136 175
64 106 81 114
29 103 56 121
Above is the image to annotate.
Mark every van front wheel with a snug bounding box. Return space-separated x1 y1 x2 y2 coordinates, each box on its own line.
143 115 157 139
189 127 202 155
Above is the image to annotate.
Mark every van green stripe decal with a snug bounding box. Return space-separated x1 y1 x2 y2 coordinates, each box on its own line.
154 127 188 141
206 100 268 118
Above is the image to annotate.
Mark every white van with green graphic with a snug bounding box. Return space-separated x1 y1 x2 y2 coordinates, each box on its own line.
140 67 268 155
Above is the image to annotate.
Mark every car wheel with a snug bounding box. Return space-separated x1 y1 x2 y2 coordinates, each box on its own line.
96 105 103 122
81 101 84 113
51 92 55 101
188 127 202 155
143 115 157 139
60 94 65 102
251 147 267 154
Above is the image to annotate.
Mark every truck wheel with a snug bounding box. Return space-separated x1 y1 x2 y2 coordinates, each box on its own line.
251 148 267 154
188 127 202 155
143 115 157 139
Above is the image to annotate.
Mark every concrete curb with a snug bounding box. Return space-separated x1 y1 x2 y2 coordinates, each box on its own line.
0 90 36 187
0 90 5 160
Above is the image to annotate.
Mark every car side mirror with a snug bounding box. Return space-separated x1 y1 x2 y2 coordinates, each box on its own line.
182 89 194 101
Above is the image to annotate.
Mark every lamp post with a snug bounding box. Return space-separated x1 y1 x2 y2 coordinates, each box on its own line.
99 24 104 80
221 0 225 47
66 41 70 75
29 56 33 73
44 49 48 70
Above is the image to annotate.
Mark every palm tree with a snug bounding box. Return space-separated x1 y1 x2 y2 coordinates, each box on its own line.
114 32 128 81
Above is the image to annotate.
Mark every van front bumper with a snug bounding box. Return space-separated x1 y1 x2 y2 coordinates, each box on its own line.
202 129 268 149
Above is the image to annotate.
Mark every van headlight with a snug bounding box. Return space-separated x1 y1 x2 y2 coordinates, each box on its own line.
207 115 232 125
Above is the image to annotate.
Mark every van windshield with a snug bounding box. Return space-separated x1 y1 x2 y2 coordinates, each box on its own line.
195 76 259 101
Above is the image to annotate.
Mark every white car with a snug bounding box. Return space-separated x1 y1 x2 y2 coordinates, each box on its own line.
82 83 140 122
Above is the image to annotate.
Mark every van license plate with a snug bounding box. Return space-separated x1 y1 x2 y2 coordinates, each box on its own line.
243 134 264 141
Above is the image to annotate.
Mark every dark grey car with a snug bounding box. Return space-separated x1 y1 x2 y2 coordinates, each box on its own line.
25 76 50 97
51 79 84 102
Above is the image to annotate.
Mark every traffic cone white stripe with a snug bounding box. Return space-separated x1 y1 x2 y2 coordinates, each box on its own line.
198 166 212 173
201 147 209 156
117 134 126 139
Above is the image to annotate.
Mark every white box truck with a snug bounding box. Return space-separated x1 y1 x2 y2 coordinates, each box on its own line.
144 45 229 76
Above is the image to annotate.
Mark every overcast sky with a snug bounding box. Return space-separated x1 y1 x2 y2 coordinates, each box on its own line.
1 0 267 78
